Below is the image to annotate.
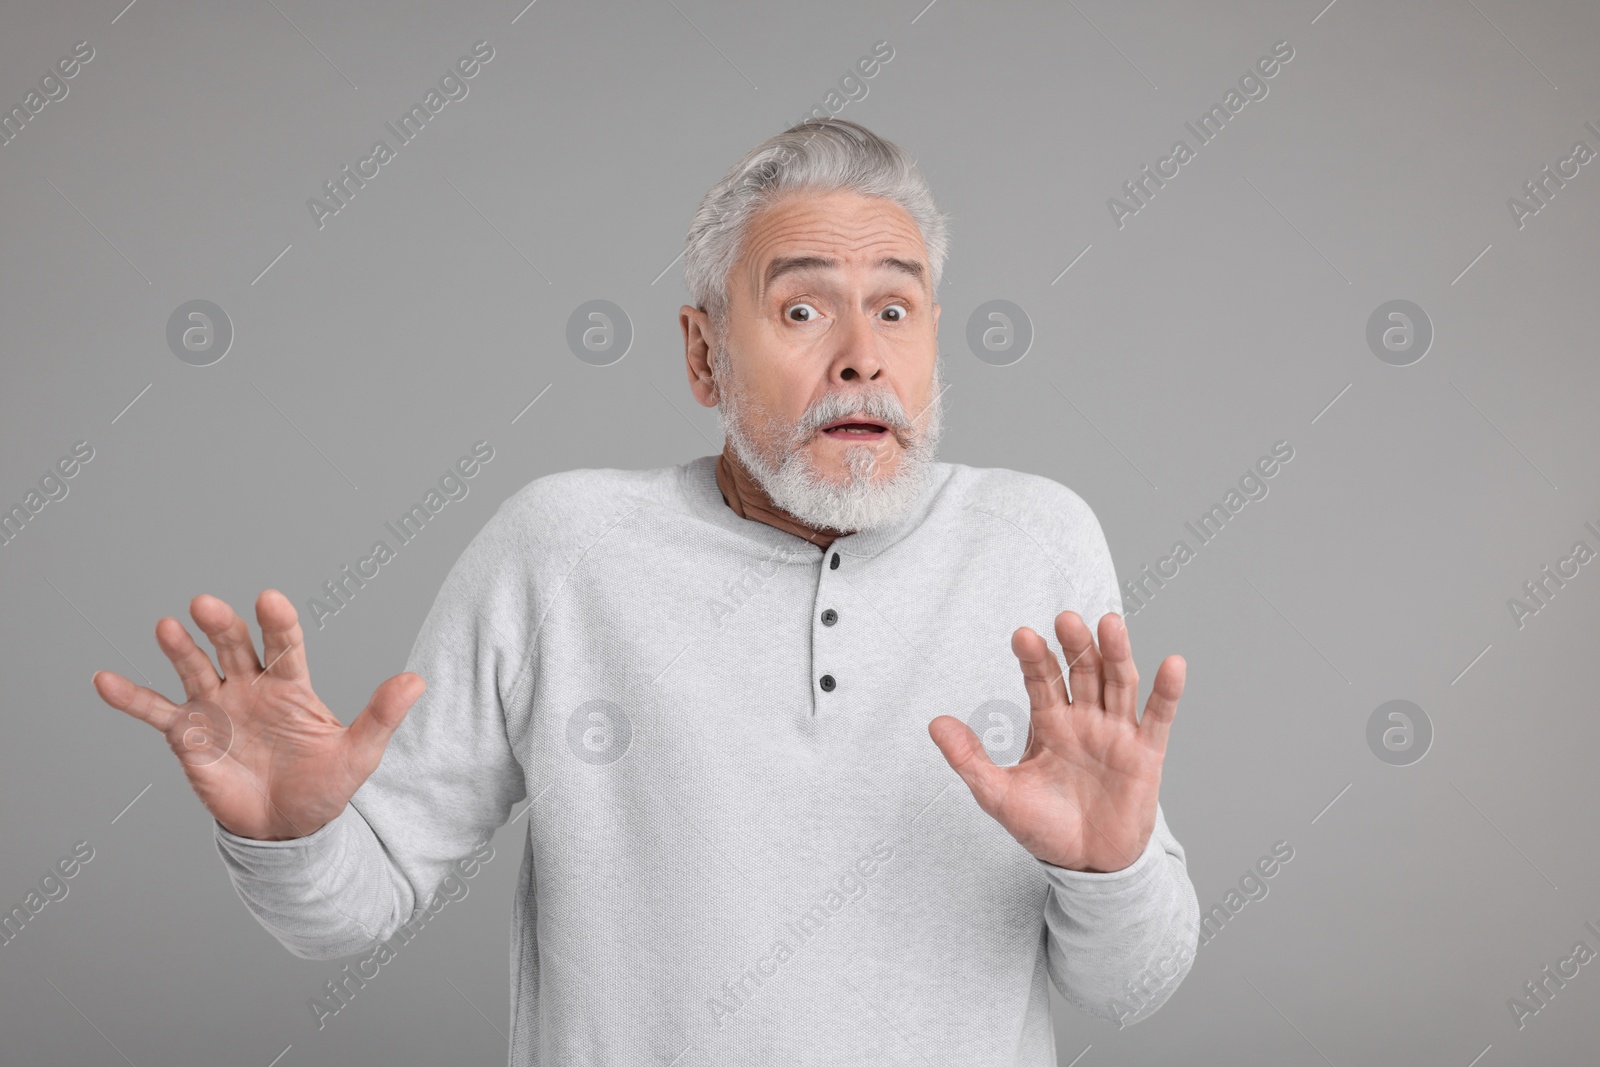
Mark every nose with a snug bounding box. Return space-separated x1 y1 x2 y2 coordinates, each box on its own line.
828 305 884 385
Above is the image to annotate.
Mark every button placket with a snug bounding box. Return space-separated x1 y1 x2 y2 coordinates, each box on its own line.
815 551 844 708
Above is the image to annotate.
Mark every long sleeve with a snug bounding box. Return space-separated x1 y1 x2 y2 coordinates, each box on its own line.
1038 803 1200 1026
213 488 532 960
1032 479 1201 1025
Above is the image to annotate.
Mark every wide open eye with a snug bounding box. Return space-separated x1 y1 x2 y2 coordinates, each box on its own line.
880 304 908 323
785 303 821 323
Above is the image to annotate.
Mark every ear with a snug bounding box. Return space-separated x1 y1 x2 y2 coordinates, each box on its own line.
681 305 719 408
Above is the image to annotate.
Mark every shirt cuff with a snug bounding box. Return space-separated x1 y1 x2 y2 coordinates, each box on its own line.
213 804 360 856
1035 830 1164 894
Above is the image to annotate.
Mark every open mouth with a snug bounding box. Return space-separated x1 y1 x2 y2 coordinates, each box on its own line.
819 418 890 440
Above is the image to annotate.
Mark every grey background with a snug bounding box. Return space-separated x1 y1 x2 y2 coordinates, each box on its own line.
2 0 1597 1063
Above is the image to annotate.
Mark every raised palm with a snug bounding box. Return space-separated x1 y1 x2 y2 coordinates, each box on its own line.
929 610 1184 872
92 590 423 841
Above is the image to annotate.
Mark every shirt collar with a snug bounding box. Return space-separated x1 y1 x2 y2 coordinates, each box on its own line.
680 452 951 564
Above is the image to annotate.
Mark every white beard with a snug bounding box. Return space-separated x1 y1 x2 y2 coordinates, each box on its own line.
711 342 946 534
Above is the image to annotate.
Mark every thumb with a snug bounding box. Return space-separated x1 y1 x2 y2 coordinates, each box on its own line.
928 714 1006 814
345 672 425 774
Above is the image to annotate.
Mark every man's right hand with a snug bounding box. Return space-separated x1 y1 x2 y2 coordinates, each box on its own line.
92 589 424 841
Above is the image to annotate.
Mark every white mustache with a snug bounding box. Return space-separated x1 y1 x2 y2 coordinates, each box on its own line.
799 393 911 437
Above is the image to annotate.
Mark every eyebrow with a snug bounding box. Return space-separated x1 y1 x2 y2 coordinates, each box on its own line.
761 254 926 295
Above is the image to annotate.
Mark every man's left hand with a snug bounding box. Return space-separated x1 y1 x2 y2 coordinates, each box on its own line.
929 610 1184 873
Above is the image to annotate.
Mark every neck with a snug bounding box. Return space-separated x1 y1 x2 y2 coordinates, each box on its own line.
714 445 847 551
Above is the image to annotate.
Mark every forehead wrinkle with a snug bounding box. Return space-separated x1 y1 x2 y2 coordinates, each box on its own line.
744 219 929 304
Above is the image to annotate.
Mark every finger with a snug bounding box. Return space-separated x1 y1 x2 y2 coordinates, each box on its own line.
92 670 180 732
154 617 221 701
927 715 1008 815
190 594 262 681
1054 610 1101 709
1138 654 1186 753
1010 626 1069 713
1096 612 1139 724
343 673 426 780
256 589 309 684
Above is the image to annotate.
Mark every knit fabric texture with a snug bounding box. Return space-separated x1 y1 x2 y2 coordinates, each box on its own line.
214 453 1200 1065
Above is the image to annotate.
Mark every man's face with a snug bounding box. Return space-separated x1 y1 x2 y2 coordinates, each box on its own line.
682 188 945 532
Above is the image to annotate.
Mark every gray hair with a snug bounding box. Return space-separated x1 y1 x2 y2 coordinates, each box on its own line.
683 117 951 337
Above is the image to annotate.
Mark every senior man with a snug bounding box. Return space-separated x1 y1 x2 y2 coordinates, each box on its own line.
92 117 1199 1064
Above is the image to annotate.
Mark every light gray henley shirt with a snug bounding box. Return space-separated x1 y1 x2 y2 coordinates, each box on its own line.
215 453 1200 1065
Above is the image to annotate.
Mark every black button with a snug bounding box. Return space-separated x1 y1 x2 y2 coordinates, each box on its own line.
819 674 836 692
821 608 838 626
830 553 840 570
